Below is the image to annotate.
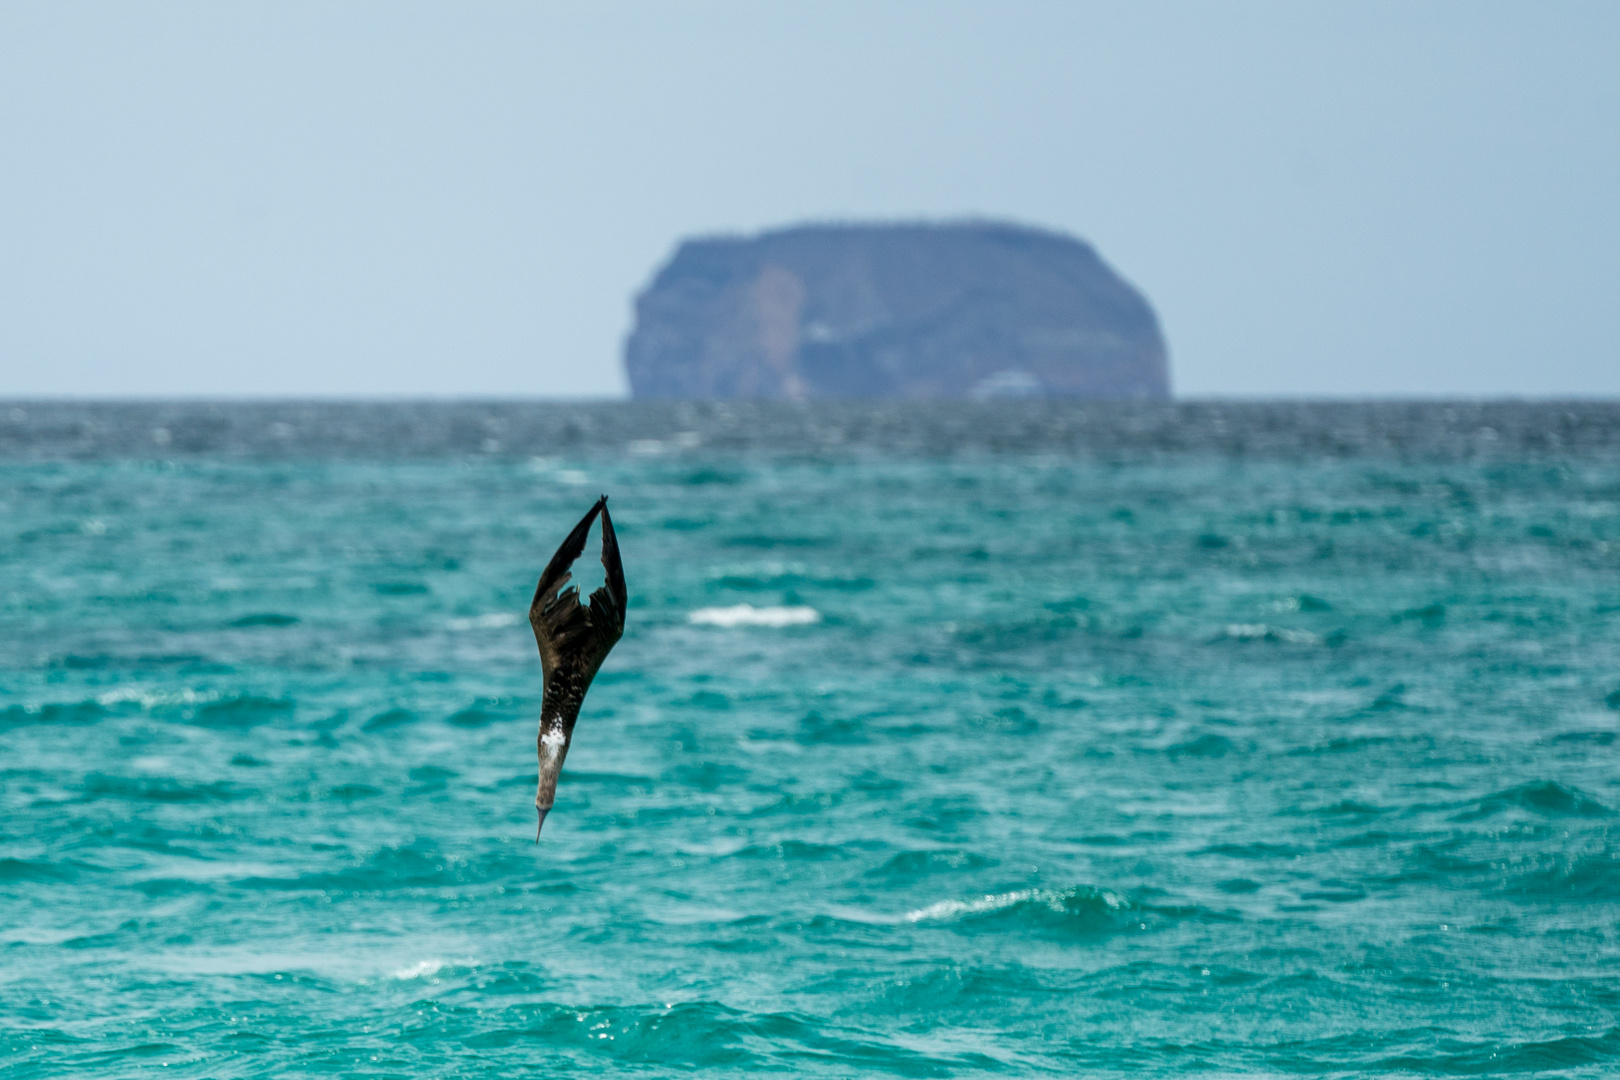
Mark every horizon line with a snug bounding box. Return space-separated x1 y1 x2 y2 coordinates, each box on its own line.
4 393 1620 406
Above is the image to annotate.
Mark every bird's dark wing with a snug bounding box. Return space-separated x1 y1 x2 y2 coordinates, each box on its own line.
528 495 627 686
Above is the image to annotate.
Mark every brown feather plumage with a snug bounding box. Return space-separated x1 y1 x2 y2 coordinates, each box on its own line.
527 496 626 838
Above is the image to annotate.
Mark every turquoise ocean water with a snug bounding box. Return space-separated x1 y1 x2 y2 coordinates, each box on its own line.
4 401 1620 1077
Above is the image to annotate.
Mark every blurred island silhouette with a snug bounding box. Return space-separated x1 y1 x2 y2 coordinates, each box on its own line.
624 221 1170 401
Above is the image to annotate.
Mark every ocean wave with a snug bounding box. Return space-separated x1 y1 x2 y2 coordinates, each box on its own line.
1370 1026 1620 1073
732 839 844 861
708 563 875 593
872 963 1055 1014
905 885 1132 930
687 604 821 627
1287 734 1393 756
870 849 997 881
1500 849 1620 900
1165 733 1236 759
1453 780 1614 822
1217 622 1324 645
1389 840 1620 901
1193 841 1308 860
362 707 417 731
134 877 215 897
445 698 521 728
228 841 547 895
94 686 213 708
452 999 991 1073
944 614 1092 650
446 612 521 631
231 612 299 628
392 958 447 980
0 856 87 883
0 698 110 730
83 772 243 804
61 688 296 727
189 695 293 729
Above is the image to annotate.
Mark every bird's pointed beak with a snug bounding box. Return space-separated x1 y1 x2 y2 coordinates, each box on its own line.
535 808 549 842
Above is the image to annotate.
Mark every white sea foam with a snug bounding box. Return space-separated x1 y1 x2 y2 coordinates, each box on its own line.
392 959 445 980
627 431 703 456
95 686 217 708
904 887 1128 923
447 612 521 632
688 604 821 628
905 889 1040 922
1222 623 1320 645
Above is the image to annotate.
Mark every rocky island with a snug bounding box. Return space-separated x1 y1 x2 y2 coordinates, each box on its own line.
624 221 1169 400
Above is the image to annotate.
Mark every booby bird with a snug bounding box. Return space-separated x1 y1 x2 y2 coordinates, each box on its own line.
528 495 627 839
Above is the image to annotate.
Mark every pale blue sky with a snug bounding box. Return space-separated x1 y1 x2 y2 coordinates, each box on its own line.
2 2 1616 398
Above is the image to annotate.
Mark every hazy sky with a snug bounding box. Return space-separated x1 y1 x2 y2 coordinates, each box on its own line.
2 2 1617 398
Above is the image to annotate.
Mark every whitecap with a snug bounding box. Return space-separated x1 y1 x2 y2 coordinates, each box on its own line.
688 604 821 628
1221 623 1320 645
96 686 216 708
392 959 445 980
905 889 1042 922
904 887 1128 923
447 612 520 631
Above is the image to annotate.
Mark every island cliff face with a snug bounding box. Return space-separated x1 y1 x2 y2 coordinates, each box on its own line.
624 222 1169 400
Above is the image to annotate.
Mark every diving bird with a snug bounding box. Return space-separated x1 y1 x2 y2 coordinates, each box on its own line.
528 495 627 839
